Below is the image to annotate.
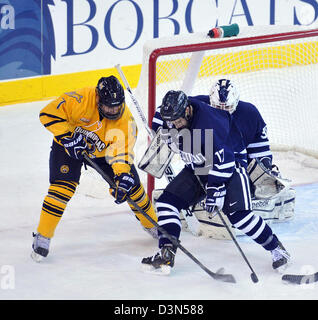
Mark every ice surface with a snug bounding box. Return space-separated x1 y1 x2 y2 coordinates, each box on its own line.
0 100 318 300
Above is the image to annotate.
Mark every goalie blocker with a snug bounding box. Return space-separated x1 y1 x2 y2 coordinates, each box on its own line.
138 127 175 179
152 157 295 239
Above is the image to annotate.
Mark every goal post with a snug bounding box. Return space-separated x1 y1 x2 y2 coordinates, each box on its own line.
135 25 318 196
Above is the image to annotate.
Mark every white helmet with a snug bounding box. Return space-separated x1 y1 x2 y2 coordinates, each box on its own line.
209 79 239 114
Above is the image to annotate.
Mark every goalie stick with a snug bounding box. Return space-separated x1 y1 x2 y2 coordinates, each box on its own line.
115 64 201 236
83 153 236 283
282 272 318 285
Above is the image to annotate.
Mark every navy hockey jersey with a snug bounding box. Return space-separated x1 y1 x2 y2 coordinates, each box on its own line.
195 95 272 165
152 96 236 189
153 97 248 169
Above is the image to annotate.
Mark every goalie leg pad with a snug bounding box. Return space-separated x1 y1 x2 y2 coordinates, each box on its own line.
252 188 296 223
192 203 234 240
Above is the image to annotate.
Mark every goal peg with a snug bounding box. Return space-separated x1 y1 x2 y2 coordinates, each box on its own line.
207 23 239 38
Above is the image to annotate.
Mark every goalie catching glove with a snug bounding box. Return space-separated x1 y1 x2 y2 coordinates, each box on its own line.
205 184 226 214
61 132 88 161
111 172 135 204
247 158 291 199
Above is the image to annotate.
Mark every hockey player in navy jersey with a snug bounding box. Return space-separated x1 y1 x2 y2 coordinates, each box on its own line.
196 79 295 219
141 90 290 275
196 79 272 167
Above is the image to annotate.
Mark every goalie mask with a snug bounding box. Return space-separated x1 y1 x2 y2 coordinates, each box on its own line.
96 76 125 120
209 79 239 114
160 90 192 129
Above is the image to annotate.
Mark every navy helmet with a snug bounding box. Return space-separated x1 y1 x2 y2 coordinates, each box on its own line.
160 90 189 121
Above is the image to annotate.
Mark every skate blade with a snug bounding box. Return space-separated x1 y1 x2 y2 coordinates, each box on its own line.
141 263 172 275
274 261 291 274
31 251 44 263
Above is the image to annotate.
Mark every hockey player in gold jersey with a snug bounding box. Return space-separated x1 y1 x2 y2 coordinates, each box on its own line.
31 75 158 262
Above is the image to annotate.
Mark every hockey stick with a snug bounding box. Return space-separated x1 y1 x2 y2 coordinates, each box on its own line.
215 209 259 283
195 176 259 283
282 272 318 285
115 64 201 236
83 153 236 283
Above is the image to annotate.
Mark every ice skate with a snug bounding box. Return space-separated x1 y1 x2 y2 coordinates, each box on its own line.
271 241 290 271
141 244 177 275
31 232 51 262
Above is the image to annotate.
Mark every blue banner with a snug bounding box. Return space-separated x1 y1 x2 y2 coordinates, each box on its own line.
0 0 55 81
0 0 317 82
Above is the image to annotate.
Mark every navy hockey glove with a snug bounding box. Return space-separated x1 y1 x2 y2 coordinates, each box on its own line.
205 184 226 214
61 132 88 161
111 172 135 204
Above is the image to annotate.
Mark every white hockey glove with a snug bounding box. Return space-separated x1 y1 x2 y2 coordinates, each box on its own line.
160 128 180 153
159 129 173 144
205 184 226 214
138 128 175 179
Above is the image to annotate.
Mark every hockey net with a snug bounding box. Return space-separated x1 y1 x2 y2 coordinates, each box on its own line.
133 25 318 196
77 25 318 199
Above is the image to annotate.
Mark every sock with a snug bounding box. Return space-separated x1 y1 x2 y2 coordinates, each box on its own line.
128 184 158 229
37 180 77 238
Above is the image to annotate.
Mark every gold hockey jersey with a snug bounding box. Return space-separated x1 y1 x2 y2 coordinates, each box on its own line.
39 87 138 175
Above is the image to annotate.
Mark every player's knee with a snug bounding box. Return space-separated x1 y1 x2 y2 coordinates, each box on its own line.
156 191 184 211
48 180 78 203
226 209 253 226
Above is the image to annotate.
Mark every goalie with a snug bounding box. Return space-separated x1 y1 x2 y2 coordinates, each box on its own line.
195 79 295 225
